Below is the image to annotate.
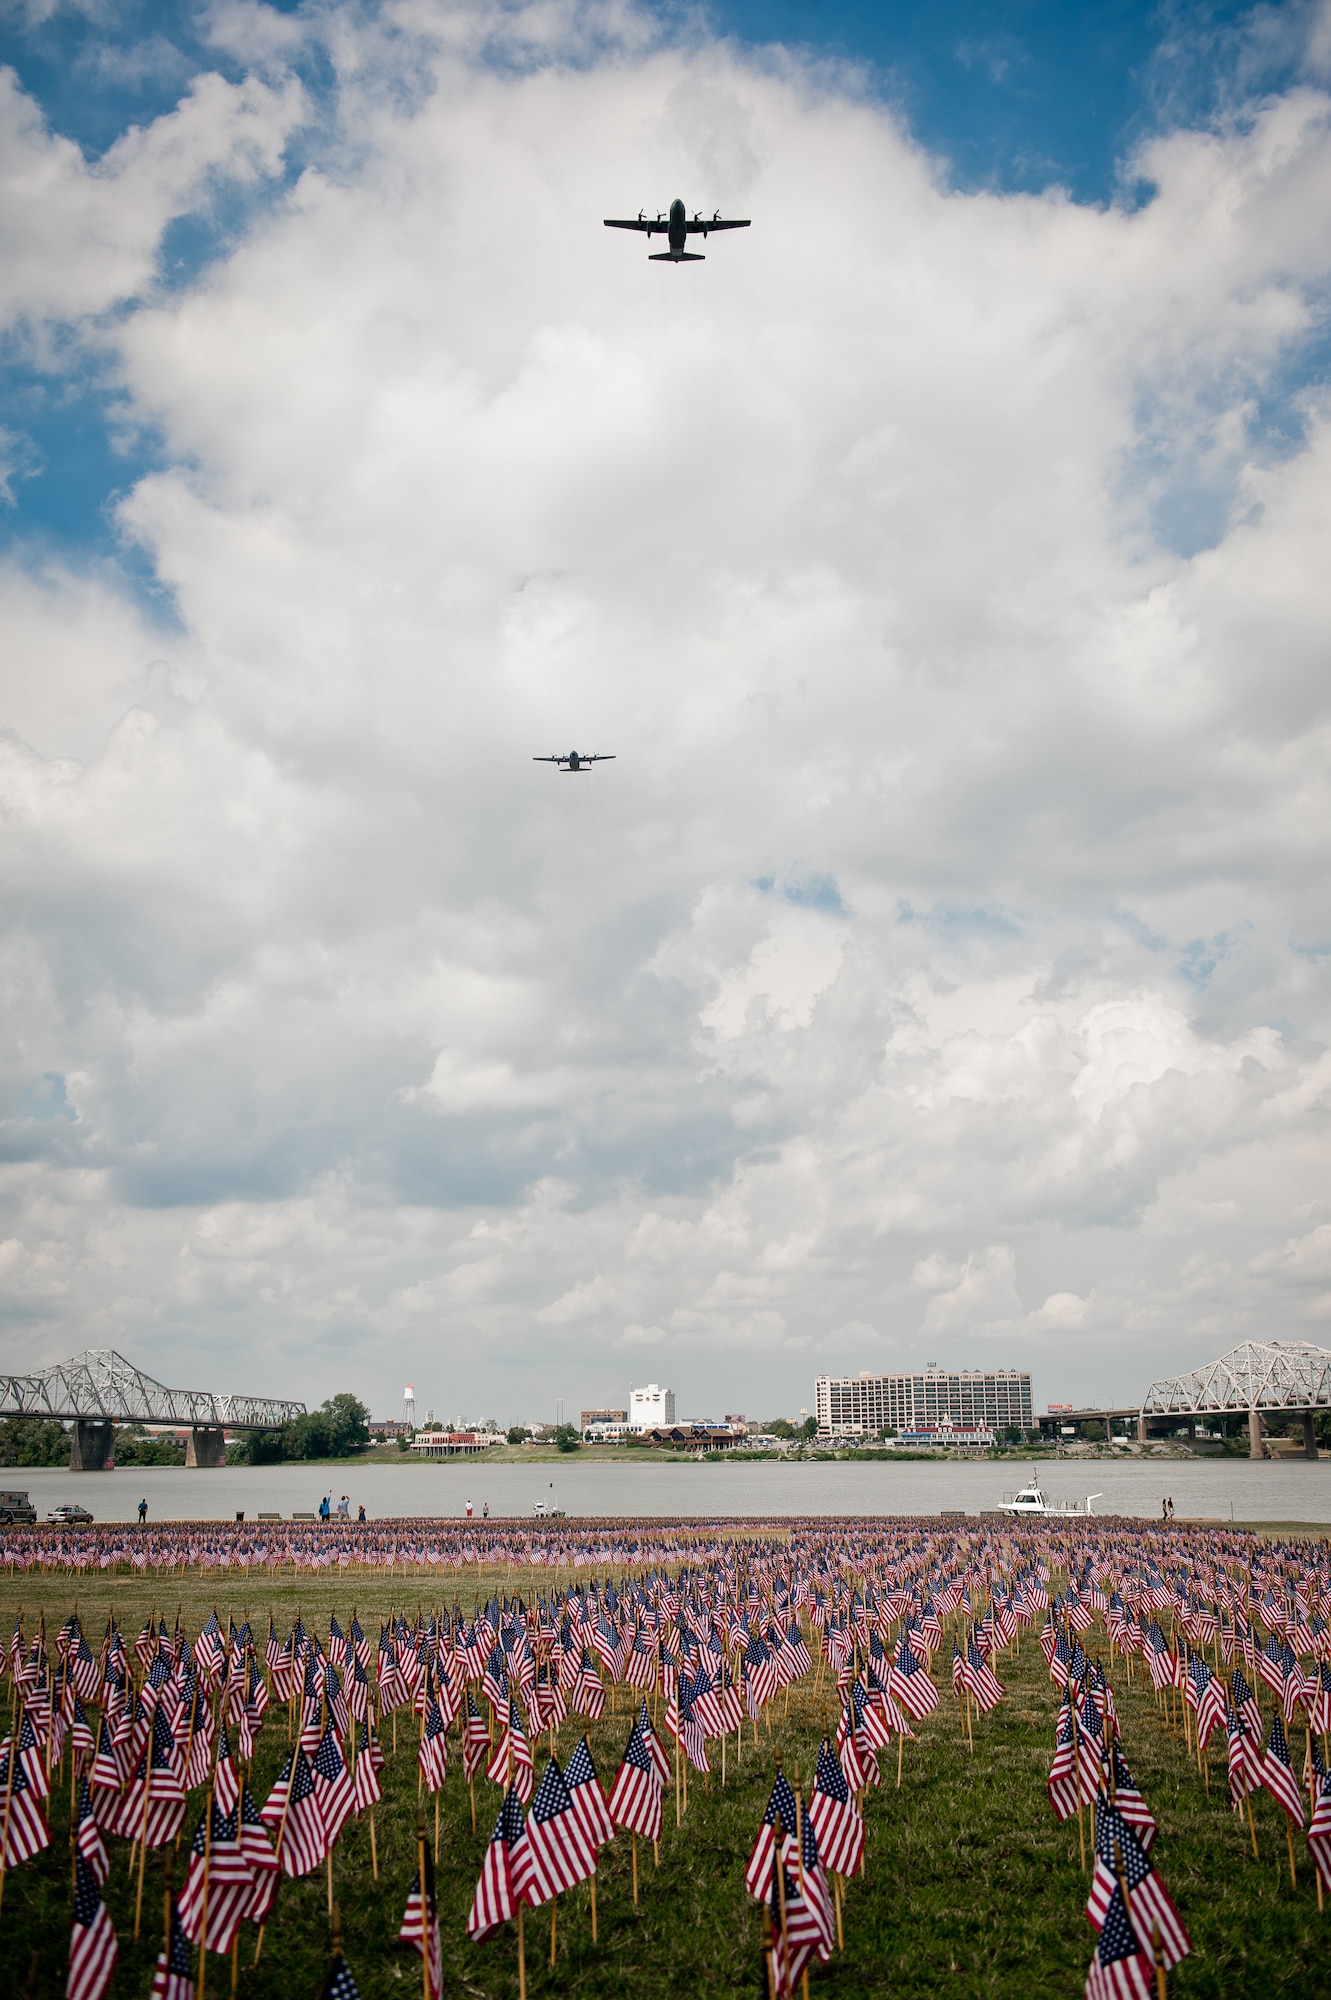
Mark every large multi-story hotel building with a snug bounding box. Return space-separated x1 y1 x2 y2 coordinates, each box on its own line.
814 1366 1033 1437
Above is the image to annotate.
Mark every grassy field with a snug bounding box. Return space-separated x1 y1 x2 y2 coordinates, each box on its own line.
0 1565 1323 1999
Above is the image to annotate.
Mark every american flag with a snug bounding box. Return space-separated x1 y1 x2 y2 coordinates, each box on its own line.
1225 1698 1262 1806
1084 1882 1155 2000
1185 1655 1226 1750
806 1737 863 1878
606 1715 665 1842
564 1733 616 1849
1144 1624 1176 1694
1103 1745 1156 1852
526 1756 600 1902
195 1614 225 1687
149 1894 194 2000
118 1705 187 1848
399 1842 443 1997
665 1681 710 1773
789 1803 835 1958
1231 1663 1263 1740
743 1635 778 1718
311 1724 357 1845
1312 1663 1331 1737
487 1697 535 1804
744 1769 800 1898
260 1747 327 1878
70 1628 100 1703
74 1776 109 1884
321 1951 361 2000
462 1691 491 1784
765 1849 823 1996
1260 1712 1306 1827
67 1852 118 2000
467 1785 536 1941
891 1636 938 1719
960 1638 1004 1713
1308 1764 1331 1893
418 1693 449 1794
624 1630 657 1690
353 1724 383 1811
1086 1804 1190 1971
238 1776 280 1921
178 1794 253 1955
573 1649 607 1721
1048 1693 1080 1823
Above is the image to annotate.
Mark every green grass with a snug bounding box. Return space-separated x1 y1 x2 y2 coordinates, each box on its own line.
0 1568 1322 1999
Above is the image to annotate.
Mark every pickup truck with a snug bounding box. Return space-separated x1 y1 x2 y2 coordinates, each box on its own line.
0 1490 37 1525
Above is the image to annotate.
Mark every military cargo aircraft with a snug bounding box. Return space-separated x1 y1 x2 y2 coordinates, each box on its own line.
603 198 750 262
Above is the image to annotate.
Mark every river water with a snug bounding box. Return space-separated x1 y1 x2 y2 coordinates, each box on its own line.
6 1456 1329 1524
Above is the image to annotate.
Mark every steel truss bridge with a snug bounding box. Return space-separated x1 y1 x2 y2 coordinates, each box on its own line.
1042 1340 1330 1460
0 1349 305 1469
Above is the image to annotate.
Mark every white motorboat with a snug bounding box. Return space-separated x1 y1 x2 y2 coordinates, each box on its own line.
999 1481 1103 1518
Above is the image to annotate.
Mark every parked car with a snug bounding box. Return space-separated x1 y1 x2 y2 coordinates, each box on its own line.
46 1503 94 1525
0 1490 37 1525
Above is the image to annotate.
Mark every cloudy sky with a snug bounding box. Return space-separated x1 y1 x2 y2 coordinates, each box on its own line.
3 0 1331 1427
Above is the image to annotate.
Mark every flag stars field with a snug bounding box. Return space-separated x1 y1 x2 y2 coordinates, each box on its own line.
0 1516 1326 1996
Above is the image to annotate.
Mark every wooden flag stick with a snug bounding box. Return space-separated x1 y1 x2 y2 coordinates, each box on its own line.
517 1901 526 2000
1286 1820 1297 1890
197 1779 215 2000
133 1731 154 1940
631 1830 639 1906
418 1818 432 2000
590 1869 597 1942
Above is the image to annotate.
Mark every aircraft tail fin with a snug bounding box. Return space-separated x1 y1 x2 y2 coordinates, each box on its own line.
648 250 704 262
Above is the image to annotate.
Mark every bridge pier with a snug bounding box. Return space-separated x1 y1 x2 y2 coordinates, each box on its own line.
1136 1412 1149 1444
1303 1410 1319 1460
185 1425 227 1468
1248 1408 1265 1460
69 1420 114 1471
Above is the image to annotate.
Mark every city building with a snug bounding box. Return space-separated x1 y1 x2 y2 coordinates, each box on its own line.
814 1366 1033 1438
584 1420 632 1441
629 1384 675 1430
892 1416 995 1449
643 1425 742 1451
580 1407 627 1429
369 1419 412 1439
410 1428 498 1459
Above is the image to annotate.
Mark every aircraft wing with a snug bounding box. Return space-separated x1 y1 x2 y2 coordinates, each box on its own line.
586 754 615 762
533 756 563 764
685 218 751 233
603 218 667 233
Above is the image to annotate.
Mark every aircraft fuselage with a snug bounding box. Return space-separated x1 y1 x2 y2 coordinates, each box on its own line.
667 198 687 254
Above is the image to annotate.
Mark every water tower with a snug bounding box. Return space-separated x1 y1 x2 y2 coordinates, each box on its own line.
403 1382 415 1430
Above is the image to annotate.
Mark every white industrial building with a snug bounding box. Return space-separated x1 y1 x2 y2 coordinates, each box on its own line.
628 1384 675 1430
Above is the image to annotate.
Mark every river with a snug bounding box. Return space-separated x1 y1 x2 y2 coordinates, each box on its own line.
5 1455 1329 1524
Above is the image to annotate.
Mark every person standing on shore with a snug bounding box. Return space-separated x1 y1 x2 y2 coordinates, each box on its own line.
465 1498 473 1519
137 1498 147 1524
